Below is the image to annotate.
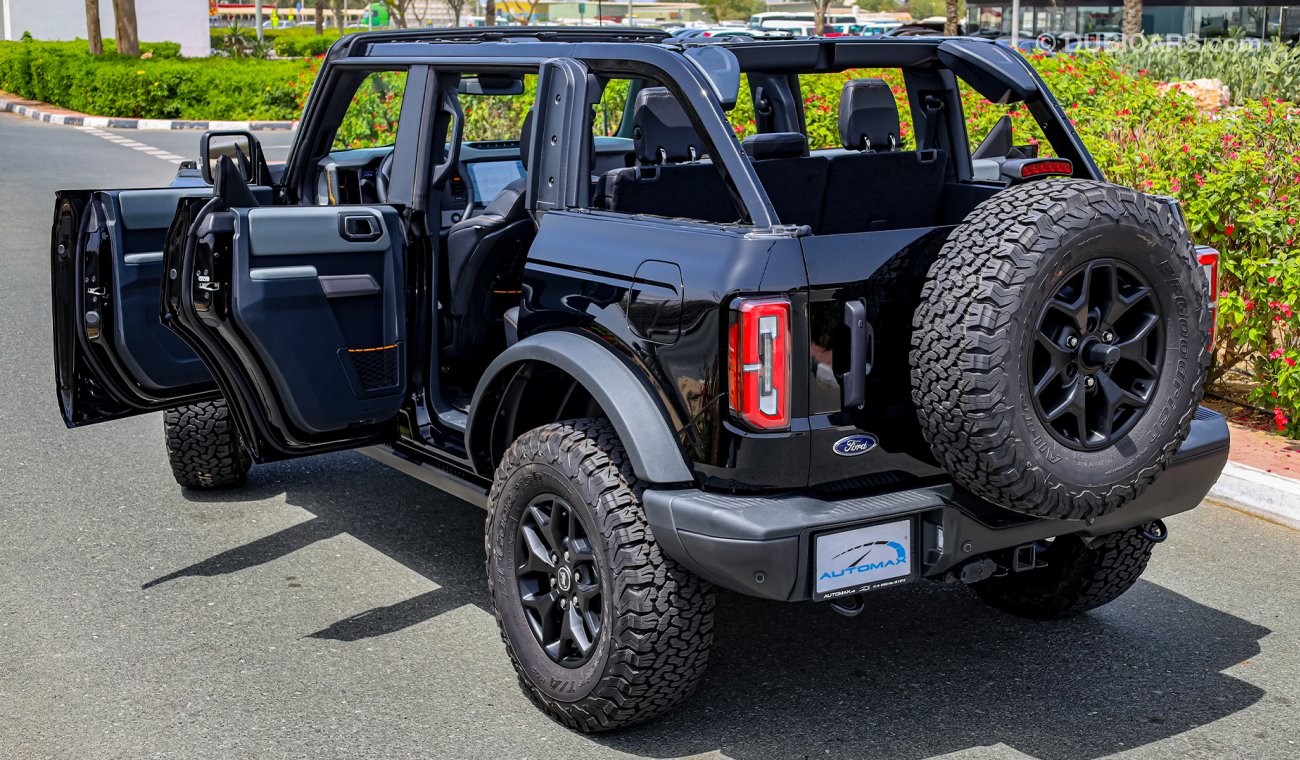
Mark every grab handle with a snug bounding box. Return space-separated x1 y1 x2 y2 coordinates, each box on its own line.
842 300 873 410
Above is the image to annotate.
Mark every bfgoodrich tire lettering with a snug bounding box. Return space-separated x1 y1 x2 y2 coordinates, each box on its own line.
486 419 714 732
910 179 1211 520
163 399 251 490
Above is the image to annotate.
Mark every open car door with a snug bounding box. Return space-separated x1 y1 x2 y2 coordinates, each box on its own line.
52 188 223 427
160 163 409 461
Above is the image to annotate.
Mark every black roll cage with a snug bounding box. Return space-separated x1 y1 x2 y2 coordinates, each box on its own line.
281 32 1102 230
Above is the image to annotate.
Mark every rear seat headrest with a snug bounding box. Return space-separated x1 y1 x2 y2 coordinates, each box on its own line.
632 87 701 164
741 132 808 161
839 78 900 152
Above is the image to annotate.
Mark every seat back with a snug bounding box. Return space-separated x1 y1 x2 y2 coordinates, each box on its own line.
603 88 741 223
442 111 537 363
818 79 947 234
742 132 828 230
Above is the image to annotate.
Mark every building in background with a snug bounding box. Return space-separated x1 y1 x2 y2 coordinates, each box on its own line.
1 0 211 55
967 2 1300 41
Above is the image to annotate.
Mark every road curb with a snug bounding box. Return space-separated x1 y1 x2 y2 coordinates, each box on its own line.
1 95 297 131
1207 460 1300 530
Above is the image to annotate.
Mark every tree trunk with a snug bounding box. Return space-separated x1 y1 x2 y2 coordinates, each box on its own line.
335 0 347 34
945 0 960 35
112 0 140 56
813 3 825 36
315 0 325 34
85 0 103 55
486 0 496 26
1123 0 1143 39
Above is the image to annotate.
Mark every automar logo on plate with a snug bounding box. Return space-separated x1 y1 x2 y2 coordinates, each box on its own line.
822 540 907 581
832 434 878 456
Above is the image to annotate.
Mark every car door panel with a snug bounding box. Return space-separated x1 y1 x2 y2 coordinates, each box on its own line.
163 203 407 460
51 189 221 428
104 190 215 392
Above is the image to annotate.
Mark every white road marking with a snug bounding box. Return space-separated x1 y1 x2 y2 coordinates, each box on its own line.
76 126 187 164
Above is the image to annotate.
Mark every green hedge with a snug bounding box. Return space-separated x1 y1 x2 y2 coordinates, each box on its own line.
272 33 341 58
0 40 308 120
210 26 342 58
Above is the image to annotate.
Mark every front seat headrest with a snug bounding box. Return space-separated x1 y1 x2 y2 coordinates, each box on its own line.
839 78 900 152
632 87 701 164
741 132 808 160
518 109 535 170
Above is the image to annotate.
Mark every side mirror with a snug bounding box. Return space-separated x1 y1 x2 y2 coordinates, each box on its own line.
200 130 263 185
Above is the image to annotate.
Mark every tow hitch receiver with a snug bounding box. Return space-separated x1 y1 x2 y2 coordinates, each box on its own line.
1012 543 1037 573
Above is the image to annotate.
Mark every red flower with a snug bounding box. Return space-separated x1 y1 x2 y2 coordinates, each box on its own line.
1269 276 1277 284
1275 407 1290 431
1225 224 1236 236
1271 349 1285 359
1288 358 1298 368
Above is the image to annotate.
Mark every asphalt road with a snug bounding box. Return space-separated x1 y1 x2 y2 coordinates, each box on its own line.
2 112 1298 760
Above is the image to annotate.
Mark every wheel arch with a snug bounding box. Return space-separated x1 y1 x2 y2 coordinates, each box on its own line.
466 330 695 485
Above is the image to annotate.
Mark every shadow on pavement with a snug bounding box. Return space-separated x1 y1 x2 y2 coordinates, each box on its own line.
150 452 1269 759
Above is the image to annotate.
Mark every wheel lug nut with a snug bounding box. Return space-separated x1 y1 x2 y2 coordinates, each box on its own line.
1102 331 1114 343
550 553 558 563
1084 376 1096 388
1066 335 1079 348
559 598 567 609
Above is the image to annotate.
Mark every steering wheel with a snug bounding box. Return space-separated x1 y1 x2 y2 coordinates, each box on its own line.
376 151 395 203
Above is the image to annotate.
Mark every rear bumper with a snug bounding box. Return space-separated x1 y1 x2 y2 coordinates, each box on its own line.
643 407 1230 602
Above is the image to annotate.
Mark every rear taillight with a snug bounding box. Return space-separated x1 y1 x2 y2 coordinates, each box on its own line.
1197 246 1220 345
728 297 791 430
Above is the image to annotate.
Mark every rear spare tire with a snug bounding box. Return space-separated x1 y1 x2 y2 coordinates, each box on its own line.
910 180 1210 520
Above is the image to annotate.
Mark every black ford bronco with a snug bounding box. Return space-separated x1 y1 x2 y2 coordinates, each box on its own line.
51 27 1229 731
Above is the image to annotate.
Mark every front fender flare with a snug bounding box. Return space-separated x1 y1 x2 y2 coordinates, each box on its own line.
466 331 695 485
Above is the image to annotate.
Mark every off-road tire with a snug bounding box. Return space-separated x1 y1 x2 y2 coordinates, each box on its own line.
485 419 714 732
972 526 1155 619
163 399 251 490
910 179 1211 520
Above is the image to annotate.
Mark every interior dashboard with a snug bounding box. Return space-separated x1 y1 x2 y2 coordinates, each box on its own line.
316 136 636 230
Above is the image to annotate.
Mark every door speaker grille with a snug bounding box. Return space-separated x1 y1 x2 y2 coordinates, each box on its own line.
348 344 399 390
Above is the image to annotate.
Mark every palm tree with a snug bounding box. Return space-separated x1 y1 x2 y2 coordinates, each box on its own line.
1123 0 1142 39
315 0 325 34
945 0 959 35
84 0 103 55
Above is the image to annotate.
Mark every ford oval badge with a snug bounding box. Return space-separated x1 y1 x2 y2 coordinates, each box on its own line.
833 434 878 457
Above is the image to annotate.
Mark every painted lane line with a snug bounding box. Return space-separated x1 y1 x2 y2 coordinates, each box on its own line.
76 126 193 166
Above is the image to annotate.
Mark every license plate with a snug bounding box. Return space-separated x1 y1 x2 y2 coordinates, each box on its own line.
813 519 913 600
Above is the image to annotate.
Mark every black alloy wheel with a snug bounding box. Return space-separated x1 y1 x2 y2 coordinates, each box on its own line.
1030 258 1163 451
515 494 603 667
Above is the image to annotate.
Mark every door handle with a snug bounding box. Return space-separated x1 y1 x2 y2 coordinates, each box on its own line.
339 213 382 243
842 300 873 410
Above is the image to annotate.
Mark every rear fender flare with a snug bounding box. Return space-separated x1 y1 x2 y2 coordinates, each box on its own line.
466 331 694 485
